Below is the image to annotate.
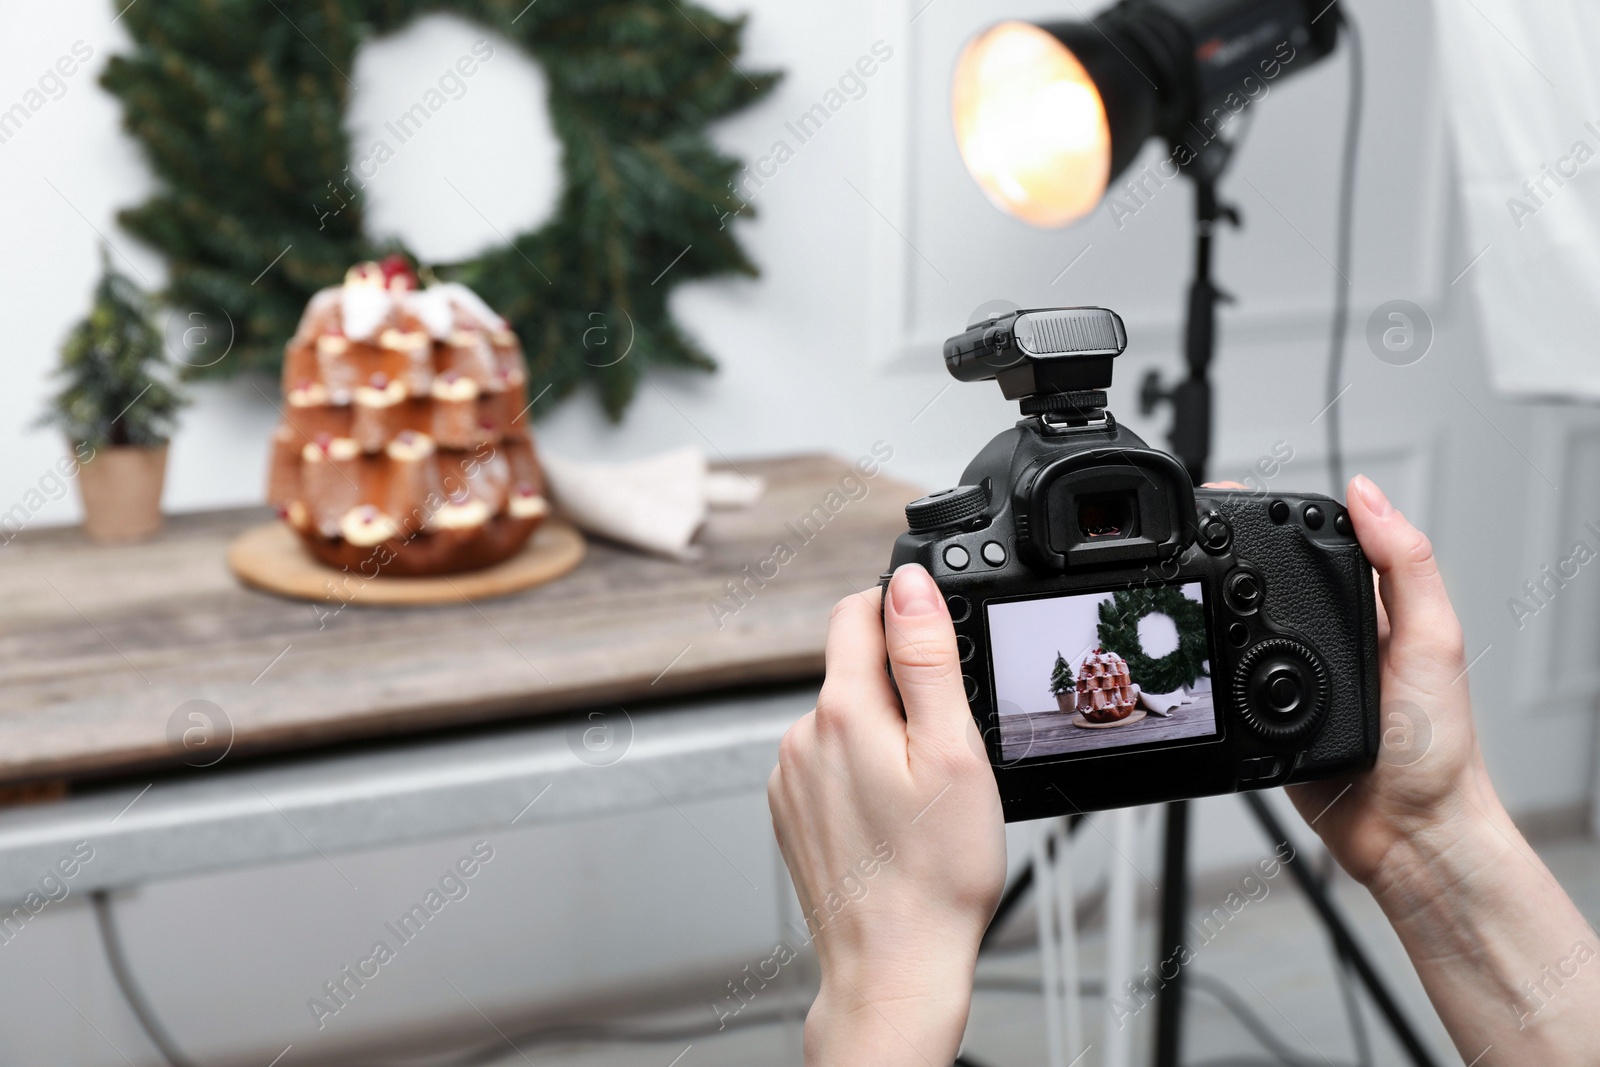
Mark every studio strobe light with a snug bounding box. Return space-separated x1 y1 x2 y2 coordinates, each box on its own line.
952 0 1339 226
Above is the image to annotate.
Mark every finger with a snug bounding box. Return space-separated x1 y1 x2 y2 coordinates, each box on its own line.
882 563 972 750
1346 475 1461 661
1203 480 1247 490
815 588 901 740
822 587 895 706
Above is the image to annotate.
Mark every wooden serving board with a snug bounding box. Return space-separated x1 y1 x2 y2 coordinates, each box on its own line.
1071 707 1148 729
0 455 921 788
227 517 586 605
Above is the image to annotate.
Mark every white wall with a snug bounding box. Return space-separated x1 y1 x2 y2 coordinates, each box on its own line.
4 0 1600 1063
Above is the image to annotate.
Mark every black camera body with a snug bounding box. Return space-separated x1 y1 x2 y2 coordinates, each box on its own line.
886 307 1379 821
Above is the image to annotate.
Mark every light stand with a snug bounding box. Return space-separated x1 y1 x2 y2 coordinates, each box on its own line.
1136 142 1443 1067
1139 162 1237 485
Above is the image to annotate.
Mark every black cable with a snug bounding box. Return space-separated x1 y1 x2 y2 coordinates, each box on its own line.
1324 7 1364 494
1333 941 1375 1066
344 1001 812 1067
965 974 1362 1067
337 977 1095 1067
1319 852 1375 1067
1187 972 1360 1067
91 890 199 1067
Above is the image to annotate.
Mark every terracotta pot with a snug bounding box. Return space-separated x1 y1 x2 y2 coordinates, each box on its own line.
1055 692 1074 713
75 443 168 544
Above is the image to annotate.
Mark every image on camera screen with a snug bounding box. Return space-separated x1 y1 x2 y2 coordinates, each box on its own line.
986 582 1219 763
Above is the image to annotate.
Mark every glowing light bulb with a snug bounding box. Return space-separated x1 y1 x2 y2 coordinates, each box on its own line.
953 21 1112 228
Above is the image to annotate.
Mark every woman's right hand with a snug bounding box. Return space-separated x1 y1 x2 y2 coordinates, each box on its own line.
1286 478 1600 1063
1285 475 1494 889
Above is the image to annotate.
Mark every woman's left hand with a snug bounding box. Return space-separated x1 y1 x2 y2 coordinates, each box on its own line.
768 563 1006 1066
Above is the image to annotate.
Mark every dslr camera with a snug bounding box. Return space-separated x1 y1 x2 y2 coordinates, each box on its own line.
886 306 1380 820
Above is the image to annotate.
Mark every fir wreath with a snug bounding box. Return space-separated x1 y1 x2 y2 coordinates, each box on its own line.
1096 586 1210 696
101 0 778 419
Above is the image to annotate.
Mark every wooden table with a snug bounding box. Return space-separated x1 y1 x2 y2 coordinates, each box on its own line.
0 454 920 790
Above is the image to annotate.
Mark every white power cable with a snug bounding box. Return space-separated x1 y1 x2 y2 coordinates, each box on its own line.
1103 807 1142 1067
1053 820 1087 1063
1032 823 1068 1067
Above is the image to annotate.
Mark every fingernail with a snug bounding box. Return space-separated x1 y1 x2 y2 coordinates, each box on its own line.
1352 475 1392 517
889 564 942 617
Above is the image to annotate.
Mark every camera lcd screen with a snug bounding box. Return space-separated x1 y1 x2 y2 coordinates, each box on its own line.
985 581 1219 763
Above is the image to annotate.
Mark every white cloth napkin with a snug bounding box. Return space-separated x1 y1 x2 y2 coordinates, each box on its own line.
540 446 765 560
1138 687 1186 717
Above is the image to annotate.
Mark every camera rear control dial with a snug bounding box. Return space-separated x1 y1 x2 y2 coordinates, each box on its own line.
906 485 987 533
1233 638 1329 741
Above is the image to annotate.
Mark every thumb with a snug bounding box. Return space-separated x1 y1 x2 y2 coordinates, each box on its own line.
1346 475 1463 663
884 564 972 748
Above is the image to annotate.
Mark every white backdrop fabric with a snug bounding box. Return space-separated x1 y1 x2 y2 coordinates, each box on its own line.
1435 0 1600 400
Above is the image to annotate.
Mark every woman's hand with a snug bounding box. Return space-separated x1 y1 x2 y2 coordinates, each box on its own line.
1281 475 1491 888
1287 477 1598 1061
768 564 1005 1067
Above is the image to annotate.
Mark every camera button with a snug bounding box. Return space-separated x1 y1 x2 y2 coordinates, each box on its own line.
962 674 980 701
943 545 970 570
957 636 975 662
1268 499 1290 524
1227 622 1250 648
981 541 1007 566
1334 512 1352 537
947 595 972 623
1200 516 1231 553
1303 504 1325 530
1266 670 1303 713
1224 569 1263 614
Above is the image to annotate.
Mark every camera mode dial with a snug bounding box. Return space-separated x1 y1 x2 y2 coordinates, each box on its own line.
906 485 987 533
1233 637 1329 741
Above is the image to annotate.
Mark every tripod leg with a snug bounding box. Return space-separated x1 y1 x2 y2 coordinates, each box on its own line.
1243 792 1444 1067
1152 801 1190 1067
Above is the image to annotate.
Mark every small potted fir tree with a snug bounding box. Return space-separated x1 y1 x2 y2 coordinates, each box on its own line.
1050 651 1076 713
39 248 185 543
